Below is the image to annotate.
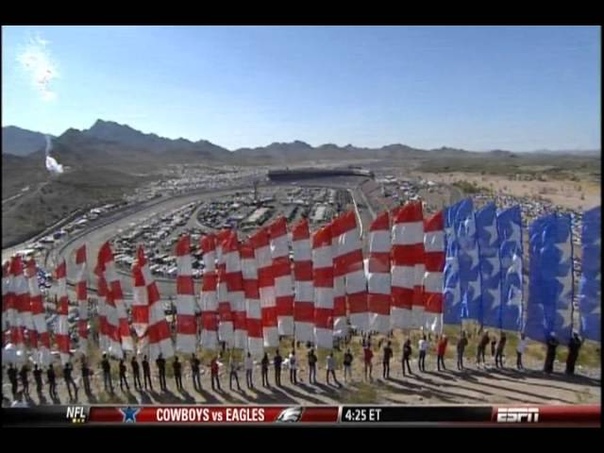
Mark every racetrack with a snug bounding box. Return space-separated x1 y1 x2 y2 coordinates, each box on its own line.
48 181 376 298
55 188 250 297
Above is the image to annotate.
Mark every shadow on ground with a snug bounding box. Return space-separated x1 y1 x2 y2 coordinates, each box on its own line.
6 364 600 407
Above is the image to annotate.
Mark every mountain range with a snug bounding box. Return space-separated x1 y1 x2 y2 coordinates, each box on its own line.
2 126 55 157
2 119 600 249
0 120 485 188
4 119 600 159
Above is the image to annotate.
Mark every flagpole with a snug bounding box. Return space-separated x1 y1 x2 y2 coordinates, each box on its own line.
229 344 235 382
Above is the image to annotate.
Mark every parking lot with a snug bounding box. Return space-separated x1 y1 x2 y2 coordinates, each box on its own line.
359 173 456 216
109 186 354 280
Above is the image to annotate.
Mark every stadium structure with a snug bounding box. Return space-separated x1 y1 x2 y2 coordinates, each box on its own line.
267 167 374 182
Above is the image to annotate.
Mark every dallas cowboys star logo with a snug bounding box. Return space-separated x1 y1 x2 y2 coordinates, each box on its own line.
120 406 140 423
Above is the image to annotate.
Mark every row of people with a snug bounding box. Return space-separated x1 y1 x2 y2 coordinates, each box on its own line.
3 330 584 402
101 349 330 392
6 362 78 402
365 330 583 377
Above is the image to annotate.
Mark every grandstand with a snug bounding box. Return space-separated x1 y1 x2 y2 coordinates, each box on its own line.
267 167 374 182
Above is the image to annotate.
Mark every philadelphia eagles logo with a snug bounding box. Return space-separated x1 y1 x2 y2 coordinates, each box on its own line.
275 406 304 423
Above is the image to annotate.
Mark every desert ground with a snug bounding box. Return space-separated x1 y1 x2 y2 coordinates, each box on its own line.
414 171 600 211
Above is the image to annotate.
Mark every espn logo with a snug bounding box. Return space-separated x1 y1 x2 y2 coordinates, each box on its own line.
495 407 540 423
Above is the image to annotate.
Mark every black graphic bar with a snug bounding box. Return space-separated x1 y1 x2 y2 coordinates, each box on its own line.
6 405 597 427
340 406 493 424
3 406 91 427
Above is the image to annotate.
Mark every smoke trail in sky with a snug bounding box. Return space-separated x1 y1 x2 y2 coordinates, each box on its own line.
44 134 52 156
44 135 63 174
15 35 63 174
17 35 59 102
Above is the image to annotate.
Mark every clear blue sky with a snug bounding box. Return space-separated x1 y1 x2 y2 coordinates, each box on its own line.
2 26 601 151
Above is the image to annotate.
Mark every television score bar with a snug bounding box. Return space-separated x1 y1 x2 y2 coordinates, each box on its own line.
3 404 600 427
